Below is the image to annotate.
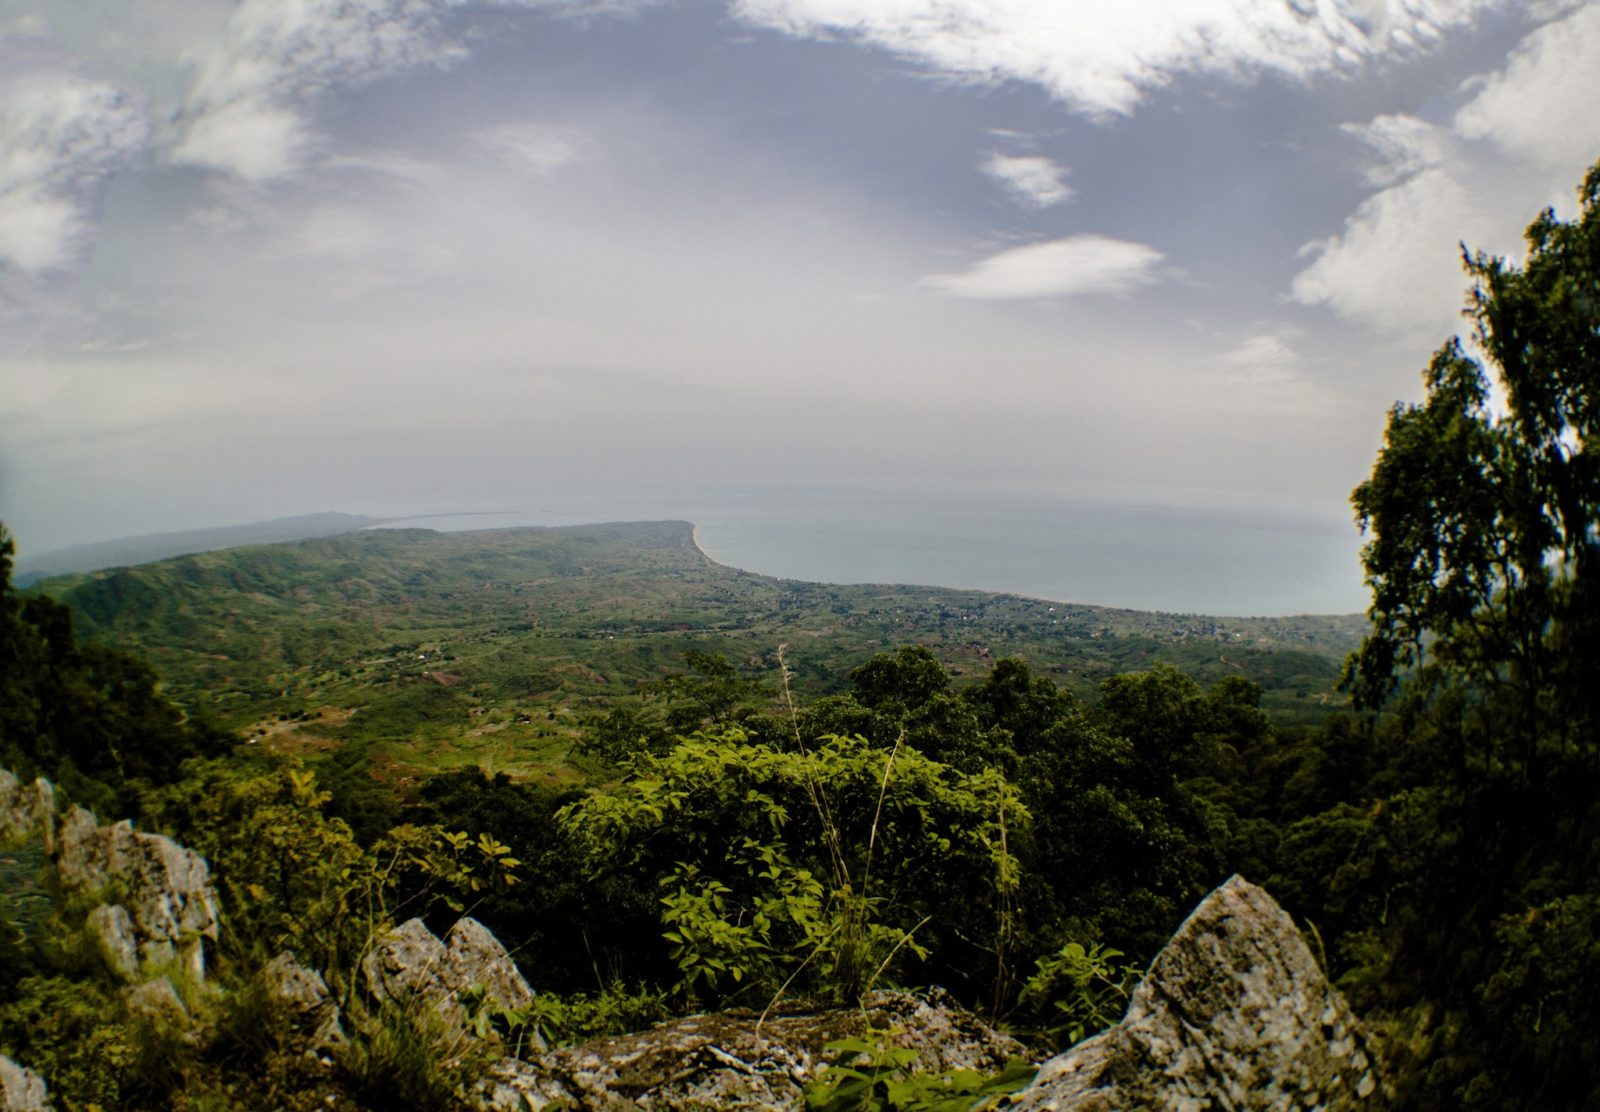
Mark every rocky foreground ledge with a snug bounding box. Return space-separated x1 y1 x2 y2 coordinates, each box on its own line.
475 875 1388 1111
3 767 1386 1110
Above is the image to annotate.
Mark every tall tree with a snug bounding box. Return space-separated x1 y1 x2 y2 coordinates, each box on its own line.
1347 162 1600 770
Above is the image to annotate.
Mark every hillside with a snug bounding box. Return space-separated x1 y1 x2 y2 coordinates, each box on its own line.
34 521 1363 785
13 513 385 586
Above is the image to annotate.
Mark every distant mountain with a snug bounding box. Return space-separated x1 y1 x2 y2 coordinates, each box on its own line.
14 512 384 585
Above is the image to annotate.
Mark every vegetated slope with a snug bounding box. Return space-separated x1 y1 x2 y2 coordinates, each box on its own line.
12 512 384 585
35 521 1363 782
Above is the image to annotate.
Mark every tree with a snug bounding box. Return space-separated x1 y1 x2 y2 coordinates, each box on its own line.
1347 162 1600 771
1338 160 1600 1110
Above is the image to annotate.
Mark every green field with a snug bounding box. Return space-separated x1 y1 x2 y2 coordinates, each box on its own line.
36 521 1365 783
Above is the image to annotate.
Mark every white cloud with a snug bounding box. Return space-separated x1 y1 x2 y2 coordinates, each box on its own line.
1453 1 1600 167
0 51 148 276
982 153 1071 207
1207 332 1351 418
1344 113 1454 188
731 0 1501 117
165 0 640 183
168 0 465 182
475 122 583 176
1290 167 1481 338
1290 2 1600 340
923 234 1164 300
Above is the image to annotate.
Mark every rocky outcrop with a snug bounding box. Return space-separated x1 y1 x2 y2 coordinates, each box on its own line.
0 1053 51 1111
262 952 348 1054
474 987 1024 1111
1003 875 1386 1111
54 804 219 984
363 916 542 1051
0 770 54 848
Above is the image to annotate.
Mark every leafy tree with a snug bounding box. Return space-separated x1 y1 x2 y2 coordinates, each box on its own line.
560 729 1026 1007
1335 161 1600 1110
1347 162 1600 767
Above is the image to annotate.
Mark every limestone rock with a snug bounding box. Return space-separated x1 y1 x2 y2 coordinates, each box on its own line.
1003 875 1387 1111
363 917 542 1051
0 1054 50 1112
444 917 536 1016
0 770 54 848
262 952 347 1053
474 987 1024 1111
54 805 219 982
123 978 190 1029
86 903 140 982
362 917 449 1010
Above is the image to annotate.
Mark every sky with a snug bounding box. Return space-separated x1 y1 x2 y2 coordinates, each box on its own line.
2 0 1599 573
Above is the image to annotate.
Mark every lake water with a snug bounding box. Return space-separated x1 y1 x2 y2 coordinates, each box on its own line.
374 486 1368 618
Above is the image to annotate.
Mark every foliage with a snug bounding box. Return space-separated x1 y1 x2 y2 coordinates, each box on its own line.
0 975 136 1109
1346 161 1600 746
561 729 1026 1006
1017 940 1143 1047
803 1028 1037 1112
463 980 671 1051
1326 160 1600 1109
144 760 518 993
0 524 226 815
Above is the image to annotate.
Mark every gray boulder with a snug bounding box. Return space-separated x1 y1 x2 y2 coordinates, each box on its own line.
1003 875 1386 1111
363 916 542 1051
0 1053 51 1111
262 952 348 1054
54 805 219 983
86 903 141 982
123 978 190 1029
475 987 1025 1111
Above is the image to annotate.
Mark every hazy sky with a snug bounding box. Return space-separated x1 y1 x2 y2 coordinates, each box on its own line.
2 0 1599 558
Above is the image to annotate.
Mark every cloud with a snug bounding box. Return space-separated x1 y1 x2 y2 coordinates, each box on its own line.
1453 1 1600 167
1290 167 1481 338
1207 332 1351 418
167 0 465 182
1290 3 1600 340
731 0 1500 117
165 0 642 184
982 153 1071 207
475 122 583 176
1344 113 1454 188
0 43 148 277
923 234 1164 300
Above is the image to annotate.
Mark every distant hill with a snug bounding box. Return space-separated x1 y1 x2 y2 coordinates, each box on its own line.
30 521 1366 784
14 512 384 585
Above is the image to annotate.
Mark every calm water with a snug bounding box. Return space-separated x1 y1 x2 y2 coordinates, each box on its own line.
375 486 1367 618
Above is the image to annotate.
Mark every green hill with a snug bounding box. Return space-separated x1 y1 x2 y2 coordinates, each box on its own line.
34 521 1363 784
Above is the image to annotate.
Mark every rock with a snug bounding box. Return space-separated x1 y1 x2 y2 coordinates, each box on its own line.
0 1054 50 1111
54 805 219 983
87 903 141 982
1002 875 1388 1111
0 770 54 848
362 917 449 1010
262 952 347 1053
443 917 536 1017
363 916 542 1051
123 978 190 1028
474 987 1024 1111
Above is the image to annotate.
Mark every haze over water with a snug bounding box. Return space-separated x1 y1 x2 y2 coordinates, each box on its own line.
378 488 1367 617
